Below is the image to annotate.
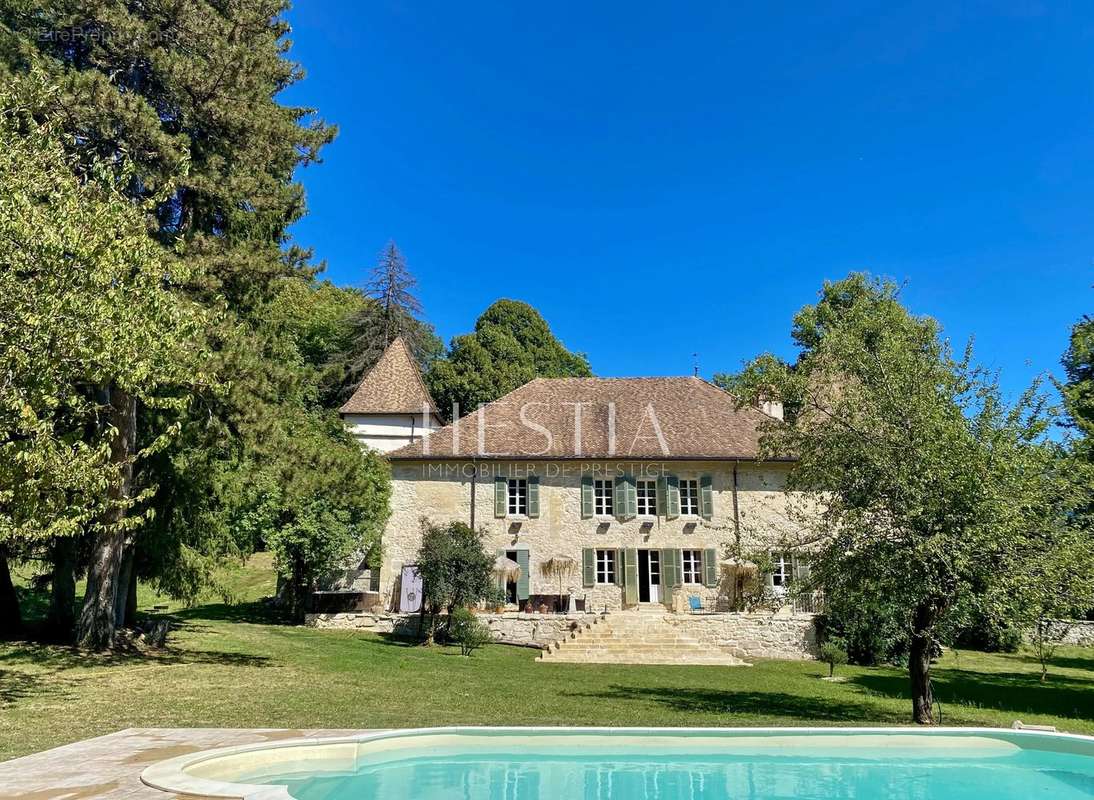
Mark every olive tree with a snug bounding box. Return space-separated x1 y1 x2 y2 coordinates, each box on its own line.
415 521 498 645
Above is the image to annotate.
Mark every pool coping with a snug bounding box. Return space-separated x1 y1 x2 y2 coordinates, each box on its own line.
140 725 1094 800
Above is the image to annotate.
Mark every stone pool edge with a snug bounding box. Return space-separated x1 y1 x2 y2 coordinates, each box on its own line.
139 726 1094 800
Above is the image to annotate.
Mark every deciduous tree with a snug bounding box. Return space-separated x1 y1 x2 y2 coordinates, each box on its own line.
723 273 1089 724
427 300 592 418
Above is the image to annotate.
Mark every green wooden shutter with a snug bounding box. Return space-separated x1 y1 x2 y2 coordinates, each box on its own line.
623 549 639 605
613 476 626 519
527 476 540 518
581 476 594 518
494 477 507 518
614 549 624 586
666 475 680 518
582 548 595 587
702 548 718 587
515 549 530 600
661 548 678 588
700 475 714 519
624 475 638 518
656 477 667 516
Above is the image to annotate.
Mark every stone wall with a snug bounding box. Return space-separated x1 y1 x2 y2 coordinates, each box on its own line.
1028 619 1094 647
305 609 818 660
304 611 592 648
662 611 818 660
379 459 805 612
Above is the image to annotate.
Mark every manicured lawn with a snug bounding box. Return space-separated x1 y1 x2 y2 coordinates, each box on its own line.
2 557 1092 762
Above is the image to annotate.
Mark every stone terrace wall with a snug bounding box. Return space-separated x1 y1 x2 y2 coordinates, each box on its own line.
662 612 817 660
305 610 818 660
304 611 590 648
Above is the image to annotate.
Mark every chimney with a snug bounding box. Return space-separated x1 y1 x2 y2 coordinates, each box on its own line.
758 394 784 421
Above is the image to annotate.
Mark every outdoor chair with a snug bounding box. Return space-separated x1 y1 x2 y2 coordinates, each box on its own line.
688 595 703 613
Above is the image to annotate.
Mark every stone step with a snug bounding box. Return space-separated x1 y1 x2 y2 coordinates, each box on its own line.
536 611 753 667
537 653 748 666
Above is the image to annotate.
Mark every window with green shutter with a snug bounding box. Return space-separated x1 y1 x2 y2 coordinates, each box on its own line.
494 477 507 518
582 548 595 586
699 475 714 519
515 549 530 600
656 477 668 516
580 476 594 518
624 475 638 517
613 476 626 519
702 548 718 587
527 476 540 518
666 475 680 517
661 548 679 588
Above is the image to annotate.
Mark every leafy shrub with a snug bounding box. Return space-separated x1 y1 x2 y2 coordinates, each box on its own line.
449 606 493 656
953 613 1023 653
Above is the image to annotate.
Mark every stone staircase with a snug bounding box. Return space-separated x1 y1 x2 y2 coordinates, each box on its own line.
536 609 750 666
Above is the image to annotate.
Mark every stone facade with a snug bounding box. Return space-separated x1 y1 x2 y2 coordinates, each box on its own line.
305 609 818 660
377 458 804 613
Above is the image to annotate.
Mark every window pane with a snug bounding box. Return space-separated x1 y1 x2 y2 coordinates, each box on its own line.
637 479 657 516
594 479 613 516
508 479 527 515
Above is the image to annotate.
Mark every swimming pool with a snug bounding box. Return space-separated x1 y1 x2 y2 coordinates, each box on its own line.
141 727 1094 800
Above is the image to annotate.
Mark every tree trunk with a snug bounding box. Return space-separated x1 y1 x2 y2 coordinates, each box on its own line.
76 386 136 651
0 544 21 638
114 544 135 629
124 564 138 628
47 537 78 641
910 604 936 725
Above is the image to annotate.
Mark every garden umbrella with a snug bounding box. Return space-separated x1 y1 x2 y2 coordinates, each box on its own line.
493 556 522 583
719 556 758 573
541 556 578 610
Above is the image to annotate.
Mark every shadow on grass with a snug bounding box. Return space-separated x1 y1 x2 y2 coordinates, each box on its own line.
851 667 1094 720
0 638 272 671
1007 652 1094 674
568 684 901 723
0 668 49 705
169 599 291 625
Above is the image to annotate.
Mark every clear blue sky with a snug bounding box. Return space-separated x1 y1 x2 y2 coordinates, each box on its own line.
281 2 1092 400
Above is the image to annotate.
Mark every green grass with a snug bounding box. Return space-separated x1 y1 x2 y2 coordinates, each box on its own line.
2 556 1093 762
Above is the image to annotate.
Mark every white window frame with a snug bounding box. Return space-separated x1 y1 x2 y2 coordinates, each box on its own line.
681 549 702 584
636 479 658 517
593 478 614 517
679 479 699 516
771 551 793 594
507 478 528 516
595 549 616 584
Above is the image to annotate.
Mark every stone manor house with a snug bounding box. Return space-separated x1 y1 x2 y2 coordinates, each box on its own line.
339 339 812 617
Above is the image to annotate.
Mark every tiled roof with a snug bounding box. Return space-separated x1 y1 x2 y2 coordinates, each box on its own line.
339 337 439 415
388 376 786 460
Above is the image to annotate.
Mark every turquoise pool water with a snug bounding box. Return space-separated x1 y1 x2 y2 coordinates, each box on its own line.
241 729 1094 800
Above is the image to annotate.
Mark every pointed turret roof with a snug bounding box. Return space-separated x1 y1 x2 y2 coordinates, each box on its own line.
339 337 439 415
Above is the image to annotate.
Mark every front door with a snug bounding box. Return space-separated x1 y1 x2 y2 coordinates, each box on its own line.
637 549 662 604
647 550 661 603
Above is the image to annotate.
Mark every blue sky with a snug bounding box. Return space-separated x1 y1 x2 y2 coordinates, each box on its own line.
280 2 1092 400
